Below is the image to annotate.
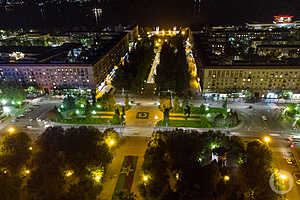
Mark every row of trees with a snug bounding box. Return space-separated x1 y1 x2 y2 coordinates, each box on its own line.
0 80 26 102
0 126 117 200
155 35 190 96
140 130 277 200
112 31 155 93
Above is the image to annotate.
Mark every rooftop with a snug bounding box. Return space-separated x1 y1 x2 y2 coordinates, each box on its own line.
0 30 126 65
192 27 300 67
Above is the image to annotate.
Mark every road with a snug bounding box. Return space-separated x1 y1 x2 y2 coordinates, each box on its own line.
1 94 300 199
0 96 62 137
241 136 300 199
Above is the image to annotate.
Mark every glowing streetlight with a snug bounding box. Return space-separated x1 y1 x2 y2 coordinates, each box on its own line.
8 127 15 134
65 170 74 177
109 140 114 146
25 169 30 175
224 175 230 182
1 99 7 105
95 175 101 182
154 115 158 120
181 30 185 35
29 146 33 151
279 173 287 180
143 175 150 182
3 106 10 113
264 136 271 144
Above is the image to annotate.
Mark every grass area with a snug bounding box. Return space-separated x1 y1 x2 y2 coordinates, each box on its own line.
157 119 212 128
56 118 121 125
51 116 121 125
171 106 227 115
48 107 123 125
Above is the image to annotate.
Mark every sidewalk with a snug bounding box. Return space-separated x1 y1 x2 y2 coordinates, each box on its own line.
98 137 148 200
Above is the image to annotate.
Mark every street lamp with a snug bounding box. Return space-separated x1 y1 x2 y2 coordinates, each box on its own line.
106 138 115 147
3 106 10 113
1 99 7 105
8 127 15 134
95 176 101 181
65 170 74 177
143 174 150 184
279 173 287 181
264 136 271 144
224 175 230 182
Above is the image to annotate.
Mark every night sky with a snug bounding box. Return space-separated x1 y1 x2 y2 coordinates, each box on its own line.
0 0 299 28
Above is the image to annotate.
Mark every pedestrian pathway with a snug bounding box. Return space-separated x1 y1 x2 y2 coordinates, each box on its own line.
98 137 148 200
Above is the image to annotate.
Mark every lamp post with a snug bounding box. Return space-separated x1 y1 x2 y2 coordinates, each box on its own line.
263 136 271 144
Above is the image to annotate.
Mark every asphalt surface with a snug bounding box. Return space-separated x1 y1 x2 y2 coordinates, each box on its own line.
1 95 300 199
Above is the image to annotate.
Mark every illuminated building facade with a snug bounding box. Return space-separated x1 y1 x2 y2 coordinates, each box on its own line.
192 25 300 99
0 30 132 94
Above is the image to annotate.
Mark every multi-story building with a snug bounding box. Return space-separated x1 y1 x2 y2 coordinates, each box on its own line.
192 26 300 100
0 29 132 96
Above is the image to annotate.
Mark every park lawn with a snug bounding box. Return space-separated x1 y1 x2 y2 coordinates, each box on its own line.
207 107 227 115
171 106 227 115
55 117 121 125
157 119 212 128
